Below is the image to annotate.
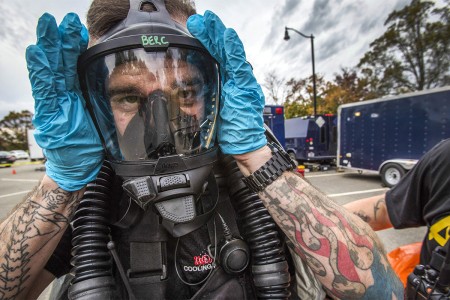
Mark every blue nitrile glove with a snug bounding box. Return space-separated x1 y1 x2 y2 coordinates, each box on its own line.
26 13 104 191
187 11 267 155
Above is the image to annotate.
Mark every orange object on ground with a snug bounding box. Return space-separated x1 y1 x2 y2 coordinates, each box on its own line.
297 165 305 177
11 169 16 175
387 242 422 287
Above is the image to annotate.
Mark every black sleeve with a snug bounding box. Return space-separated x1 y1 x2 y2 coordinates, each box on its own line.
385 139 450 229
44 226 72 278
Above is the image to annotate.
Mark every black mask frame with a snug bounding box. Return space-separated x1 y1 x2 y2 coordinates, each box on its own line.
78 0 221 237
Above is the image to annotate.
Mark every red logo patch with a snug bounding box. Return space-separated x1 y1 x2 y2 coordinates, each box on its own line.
194 254 213 266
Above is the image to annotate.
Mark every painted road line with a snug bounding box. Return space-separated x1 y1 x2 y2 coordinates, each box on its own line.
0 190 32 199
13 161 45 166
306 173 347 178
327 188 388 197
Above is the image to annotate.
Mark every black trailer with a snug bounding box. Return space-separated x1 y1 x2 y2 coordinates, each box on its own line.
337 86 450 187
284 115 337 163
263 105 286 148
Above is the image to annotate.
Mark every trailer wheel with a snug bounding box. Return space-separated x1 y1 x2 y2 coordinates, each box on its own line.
288 152 299 167
381 163 405 188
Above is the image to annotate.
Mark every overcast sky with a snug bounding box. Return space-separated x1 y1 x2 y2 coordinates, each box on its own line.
0 0 422 119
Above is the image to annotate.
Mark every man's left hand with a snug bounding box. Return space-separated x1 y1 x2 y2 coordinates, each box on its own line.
187 11 267 156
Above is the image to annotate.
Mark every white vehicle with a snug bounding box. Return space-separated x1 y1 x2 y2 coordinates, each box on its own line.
27 129 45 161
10 150 30 160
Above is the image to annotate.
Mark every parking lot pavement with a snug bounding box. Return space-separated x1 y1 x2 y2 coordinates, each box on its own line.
0 164 45 219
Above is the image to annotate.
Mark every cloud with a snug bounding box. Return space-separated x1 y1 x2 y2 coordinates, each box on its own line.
257 0 427 85
279 0 303 20
301 0 336 34
0 3 36 52
0 0 91 119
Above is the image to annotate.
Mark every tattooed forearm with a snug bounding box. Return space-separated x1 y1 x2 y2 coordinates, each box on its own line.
345 194 392 231
260 172 403 299
373 197 385 221
0 177 83 299
354 211 371 223
352 197 385 225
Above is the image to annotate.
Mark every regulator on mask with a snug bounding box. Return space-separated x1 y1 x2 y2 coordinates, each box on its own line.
78 0 221 237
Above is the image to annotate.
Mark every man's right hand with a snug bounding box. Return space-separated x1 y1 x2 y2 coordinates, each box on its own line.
26 13 104 191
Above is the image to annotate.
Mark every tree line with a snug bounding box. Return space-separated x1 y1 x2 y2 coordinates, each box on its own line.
264 0 450 118
0 110 33 151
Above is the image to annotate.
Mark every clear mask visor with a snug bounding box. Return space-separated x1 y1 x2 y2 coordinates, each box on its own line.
84 47 220 161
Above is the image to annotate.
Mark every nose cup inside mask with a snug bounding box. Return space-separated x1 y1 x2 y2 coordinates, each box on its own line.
119 90 176 160
144 90 176 158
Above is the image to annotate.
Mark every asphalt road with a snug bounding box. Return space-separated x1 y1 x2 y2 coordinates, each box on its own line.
0 162 45 219
0 162 426 298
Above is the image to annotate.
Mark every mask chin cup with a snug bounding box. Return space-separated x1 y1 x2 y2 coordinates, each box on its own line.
154 196 196 223
159 174 218 238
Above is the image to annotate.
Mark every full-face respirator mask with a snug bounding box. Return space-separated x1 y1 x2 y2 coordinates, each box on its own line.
78 0 220 237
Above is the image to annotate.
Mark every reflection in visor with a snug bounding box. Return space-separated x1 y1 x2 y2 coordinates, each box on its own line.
84 48 219 161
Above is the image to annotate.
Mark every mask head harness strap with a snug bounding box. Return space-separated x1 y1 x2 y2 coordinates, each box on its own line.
98 0 189 42
127 0 176 27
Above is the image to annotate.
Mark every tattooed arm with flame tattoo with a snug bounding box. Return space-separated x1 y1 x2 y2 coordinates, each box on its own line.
234 146 404 299
0 176 84 299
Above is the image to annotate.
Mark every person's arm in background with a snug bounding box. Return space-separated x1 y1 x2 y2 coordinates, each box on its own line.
344 193 394 231
0 13 103 299
187 11 404 299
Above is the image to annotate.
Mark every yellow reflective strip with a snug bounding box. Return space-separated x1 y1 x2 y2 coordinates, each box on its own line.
428 215 450 247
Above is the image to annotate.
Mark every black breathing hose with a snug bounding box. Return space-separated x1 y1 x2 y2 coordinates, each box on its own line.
69 162 116 299
222 155 291 299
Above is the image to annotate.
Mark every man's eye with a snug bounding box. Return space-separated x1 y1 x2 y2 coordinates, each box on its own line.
178 89 196 99
117 96 141 104
111 95 142 112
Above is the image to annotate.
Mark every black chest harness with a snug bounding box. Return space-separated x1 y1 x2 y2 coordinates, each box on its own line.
67 155 298 299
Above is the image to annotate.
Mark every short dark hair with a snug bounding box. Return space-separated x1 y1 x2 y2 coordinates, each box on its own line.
87 0 196 40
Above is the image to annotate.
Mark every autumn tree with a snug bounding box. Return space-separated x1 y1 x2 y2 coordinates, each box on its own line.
321 68 377 113
283 75 329 118
0 110 34 150
262 71 289 104
358 0 450 95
